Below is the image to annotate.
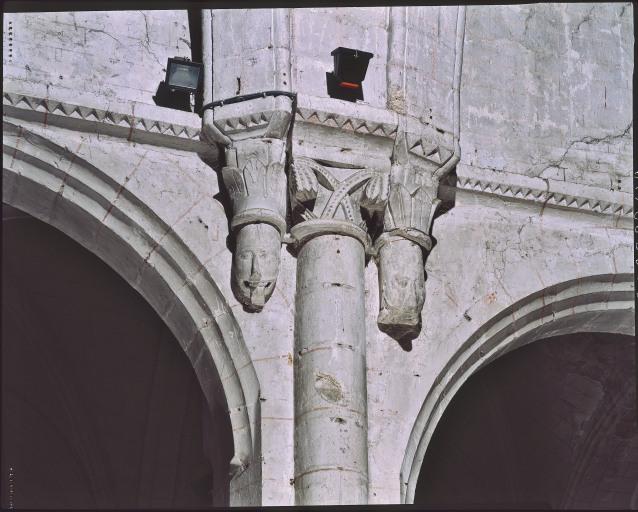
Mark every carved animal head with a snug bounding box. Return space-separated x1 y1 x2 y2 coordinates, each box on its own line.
377 239 425 340
232 223 281 311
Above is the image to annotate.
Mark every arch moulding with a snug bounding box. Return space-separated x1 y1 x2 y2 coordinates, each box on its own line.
2 119 261 504
400 273 635 504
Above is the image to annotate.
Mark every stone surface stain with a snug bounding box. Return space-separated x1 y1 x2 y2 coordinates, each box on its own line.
314 372 344 403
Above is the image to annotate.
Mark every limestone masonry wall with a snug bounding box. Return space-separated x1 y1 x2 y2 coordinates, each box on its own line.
3 11 191 105
2 4 633 507
461 3 633 192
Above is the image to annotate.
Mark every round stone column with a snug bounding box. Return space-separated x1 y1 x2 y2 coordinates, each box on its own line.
292 221 369 505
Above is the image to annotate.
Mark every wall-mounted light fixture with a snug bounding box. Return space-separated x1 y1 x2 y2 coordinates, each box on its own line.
153 57 203 112
326 47 373 102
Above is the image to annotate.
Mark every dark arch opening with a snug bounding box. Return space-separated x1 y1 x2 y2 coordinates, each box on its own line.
414 331 637 509
1 203 233 509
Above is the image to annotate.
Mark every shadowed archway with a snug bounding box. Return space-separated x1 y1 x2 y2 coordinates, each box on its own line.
2 204 234 508
2 119 262 504
414 331 637 509
401 274 634 504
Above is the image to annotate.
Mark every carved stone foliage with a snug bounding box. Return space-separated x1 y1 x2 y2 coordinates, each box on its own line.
222 138 288 311
223 139 288 235
289 156 388 249
202 96 294 312
375 132 443 341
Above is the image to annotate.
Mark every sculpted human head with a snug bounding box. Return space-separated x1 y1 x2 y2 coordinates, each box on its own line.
377 238 425 340
232 223 281 311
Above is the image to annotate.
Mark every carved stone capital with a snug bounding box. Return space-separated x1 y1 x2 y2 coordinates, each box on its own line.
207 95 294 142
383 132 441 236
289 156 388 250
222 138 288 237
374 130 450 341
203 96 294 311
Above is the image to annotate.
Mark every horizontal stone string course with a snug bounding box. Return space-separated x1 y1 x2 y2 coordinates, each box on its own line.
456 176 633 217
6 91 630 219
3 92 202 141
295 107 398 138
3 92 448 160
4 93 403 143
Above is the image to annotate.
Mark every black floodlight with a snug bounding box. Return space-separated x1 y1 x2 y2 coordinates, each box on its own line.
153 57 203 112
326 47 373 102
332 47 373 83
165 57 203 93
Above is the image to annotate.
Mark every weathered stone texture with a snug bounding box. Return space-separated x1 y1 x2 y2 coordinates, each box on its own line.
290 8 389 108
211 9 288 98
209 7 457 141
461 3 633 193
3 11 191 105
2 4 634 508
387 6 457 132
294 235 368 505
366 192 633 503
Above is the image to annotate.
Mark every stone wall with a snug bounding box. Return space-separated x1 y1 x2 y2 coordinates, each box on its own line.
210 9 287 98
4 5 632 193
210 7 457 136
387 6 457 131
366 189 633 503
2 4 634 507
3 11 191 105
461 3 633 192
206 4 634 198
290 7 390 108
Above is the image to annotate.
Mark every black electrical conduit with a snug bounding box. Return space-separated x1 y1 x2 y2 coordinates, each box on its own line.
199 90 297 116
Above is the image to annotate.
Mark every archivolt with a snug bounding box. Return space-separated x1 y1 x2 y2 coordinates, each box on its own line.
400 273 634 503
2 120 260 480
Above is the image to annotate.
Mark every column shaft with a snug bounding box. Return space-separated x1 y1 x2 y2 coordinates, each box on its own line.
293 234 368 505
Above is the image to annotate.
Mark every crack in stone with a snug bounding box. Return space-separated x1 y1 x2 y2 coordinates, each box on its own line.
102 150 148 222
538 177 551 216
571 5 595 41
531 121 632 176
143 192 206 264
87 28 121 46
140 11 151 46
523 8 534 38
70 12 78 32
138 11 164 68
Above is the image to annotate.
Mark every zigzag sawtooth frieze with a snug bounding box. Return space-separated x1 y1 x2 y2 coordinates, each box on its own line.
5 93 461 155
295 106 398 138
456 176 633 217
3 92 202 141
214 110 275 133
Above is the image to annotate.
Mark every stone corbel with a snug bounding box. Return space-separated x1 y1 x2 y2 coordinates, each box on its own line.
374 130 450 341
202 97 294 311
